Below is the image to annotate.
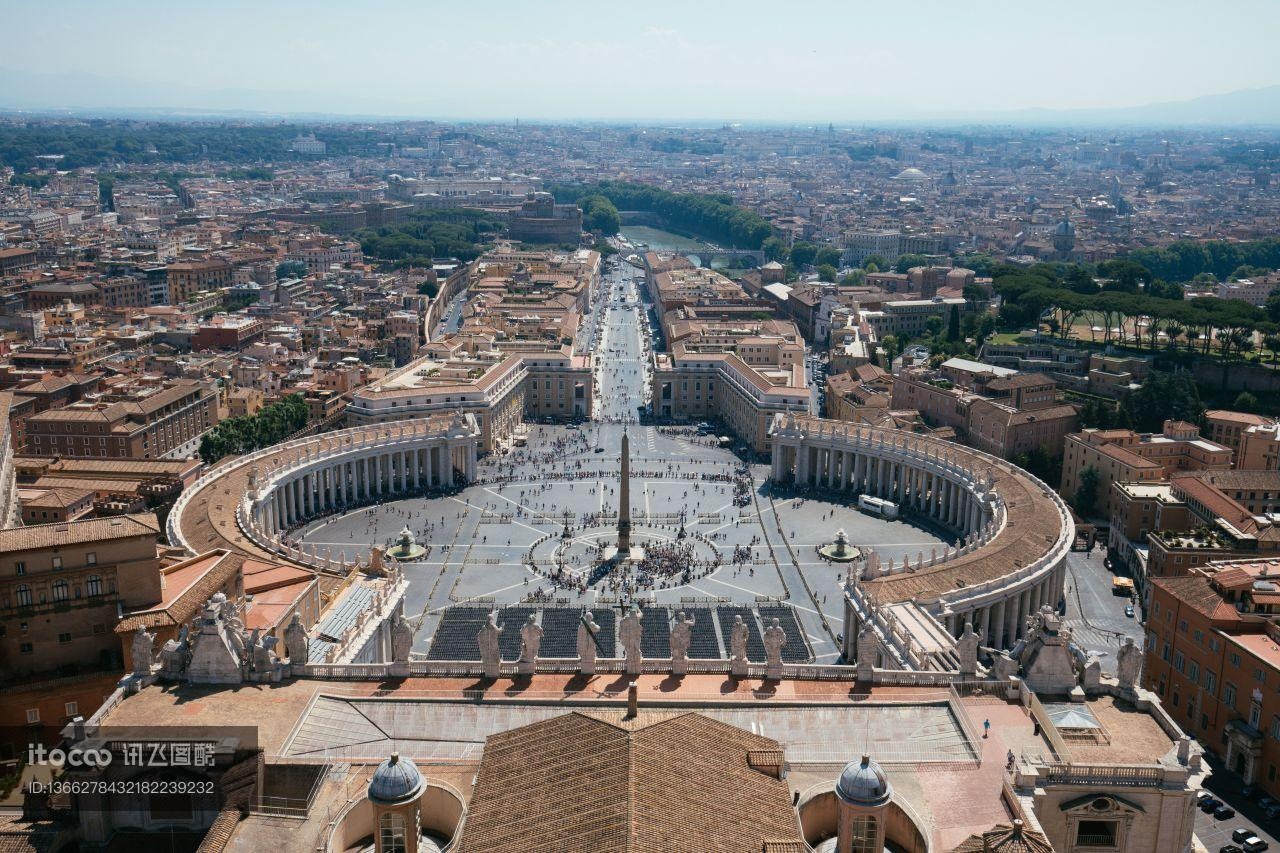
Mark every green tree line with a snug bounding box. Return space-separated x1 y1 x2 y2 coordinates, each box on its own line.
548 180 772 249
354 209 502 268
199 394 309 465
1127 237 1280 283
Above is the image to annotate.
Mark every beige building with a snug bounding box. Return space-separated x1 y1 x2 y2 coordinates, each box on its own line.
0 514 162 676
1061 422 1233 518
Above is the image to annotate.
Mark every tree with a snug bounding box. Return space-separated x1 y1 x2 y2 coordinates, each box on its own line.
579 194 621 235
1120 370 1204 433
789 242 818 268
863 255 888 272
839 270 865 286
762 236 788 262
1097 259 1151 292
1073 466 1101 517
925 316 944 339
947 304 961 342
894 253 931 274
1235 391 1259 410
880 334 901 366
275 260 308 280
815 245 842 268
1267 287 1280 324
816 264 837 283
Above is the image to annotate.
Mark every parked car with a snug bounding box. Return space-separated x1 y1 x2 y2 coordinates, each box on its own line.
1258 796 1278 811
1216 806 1238 820
1202 797 1224 812
1125 605 1136 617
1236 829 1258 843
1221 845 1243 853
1263 804 1280 821
1243 838 1269 853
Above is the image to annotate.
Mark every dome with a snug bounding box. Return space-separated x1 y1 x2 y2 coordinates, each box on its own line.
369 752 424 804
893 167 929 182
836 754 892 806
1054 217 1075 237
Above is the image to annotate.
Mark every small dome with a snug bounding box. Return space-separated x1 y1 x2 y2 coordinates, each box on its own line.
369 752 424 804
1054 217 1075 237
836 754 892 806
894 167 929 182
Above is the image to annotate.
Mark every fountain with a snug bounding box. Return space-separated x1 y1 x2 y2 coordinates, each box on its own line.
385 525 427 561
819 528 861 563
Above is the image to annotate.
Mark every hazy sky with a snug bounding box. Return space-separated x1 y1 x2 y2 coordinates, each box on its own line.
6 0 1280 120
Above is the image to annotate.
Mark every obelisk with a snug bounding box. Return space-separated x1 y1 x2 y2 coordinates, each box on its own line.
617 428 631 552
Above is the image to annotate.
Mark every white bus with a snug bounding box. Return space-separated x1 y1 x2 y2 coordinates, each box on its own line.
858 495 899 520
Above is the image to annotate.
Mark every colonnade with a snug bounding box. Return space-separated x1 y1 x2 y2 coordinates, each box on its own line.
775 439 988 537
772 414 1073 658
940 564 1068 650
254 440 476 535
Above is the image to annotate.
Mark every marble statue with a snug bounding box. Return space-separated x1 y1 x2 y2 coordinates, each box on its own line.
730 616 749 662
130 626 155 677
284 612 309 663
857 622 878 671
518 614 543 674
477 612 503 679
957 621 982 676
1117 636 1142 692
729 615 749 677
576 611 601 676
991 650 1018 682
763 617 786 680
390 613 414 663
619 604 643 676
670 610 693 676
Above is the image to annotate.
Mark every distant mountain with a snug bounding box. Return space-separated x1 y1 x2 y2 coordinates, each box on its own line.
990 85 1280 127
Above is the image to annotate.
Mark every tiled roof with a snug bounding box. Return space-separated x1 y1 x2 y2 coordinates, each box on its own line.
1151 576 1240 623
115 549 240 634
0 513 159 553
456 711 802 853
951 821 1054 853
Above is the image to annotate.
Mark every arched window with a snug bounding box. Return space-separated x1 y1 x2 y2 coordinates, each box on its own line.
52 580 69 602
378 812 407 853
86 575 102 597
15 585 32 607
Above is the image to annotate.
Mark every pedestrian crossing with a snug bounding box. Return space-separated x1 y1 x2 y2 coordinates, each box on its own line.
1062 618 1126 655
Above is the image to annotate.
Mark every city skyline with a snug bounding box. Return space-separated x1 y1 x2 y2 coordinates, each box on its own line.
6 0 1280 123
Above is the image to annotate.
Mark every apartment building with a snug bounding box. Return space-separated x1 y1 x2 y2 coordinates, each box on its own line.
890 359 1078 460
166 258 233 304
1061 422 1232 518
1145 558 1280 796
0 514 163 677
24 378 220 460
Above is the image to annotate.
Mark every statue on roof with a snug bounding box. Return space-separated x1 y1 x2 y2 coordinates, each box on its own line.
131 626 155 677
477 612 503 679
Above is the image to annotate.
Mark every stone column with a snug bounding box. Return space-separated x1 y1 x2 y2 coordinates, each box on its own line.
991 598 1006 650
445 444 455 487
979 606 991 650
413 450 421 491
1006 591 1022 643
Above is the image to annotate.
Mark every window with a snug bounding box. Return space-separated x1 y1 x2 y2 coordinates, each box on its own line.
1076 820 1118 848
1255 668 1265 684
1205 671 1216 692
58 632 71 644
1225 682 1238 709
1173 651 1184 672
51 556 61 570
15 585 32 606
1230 653 1242 667
1189 662 1199 682
65 701 79 718
86 575 102 597
86 552 96 566
18 642 32 655
379 813 407 853
52 580 69 601
25 709 39 724
14 561 24 575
